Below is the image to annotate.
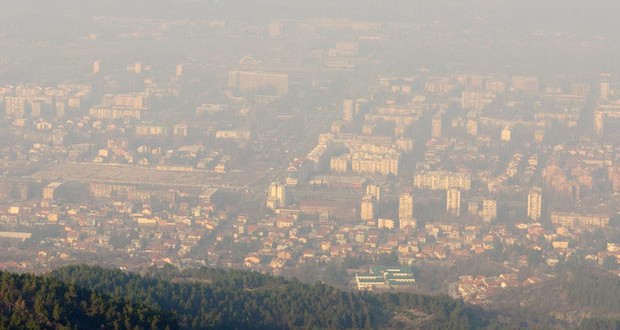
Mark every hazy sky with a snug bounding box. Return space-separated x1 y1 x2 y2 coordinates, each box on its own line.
1 0 618 80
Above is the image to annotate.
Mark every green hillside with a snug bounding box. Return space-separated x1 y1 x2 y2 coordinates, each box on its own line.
49 265 505 329
0 270 177 329
491 267 620 329
4 264 588 329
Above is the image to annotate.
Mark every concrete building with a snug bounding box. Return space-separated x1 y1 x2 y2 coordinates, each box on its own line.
93 60 101 74
446 189 461 216
360 195 375 221
350 152 400 176
43 182 63 203
512 76 539 93
4 96 26 118
550 212 609 230
481 199 497 222
378 218 396 229
330 155 350 173
527 187 542 221
501 126 512 142
461 90 494 111
343 99 354 122
600 82 610 100
365 184 381 202
398 192 414 221
356 266 416 291
414 171 471 191
228 70 289 95
594 110 605 135
431 114 442 138
266 182 287 210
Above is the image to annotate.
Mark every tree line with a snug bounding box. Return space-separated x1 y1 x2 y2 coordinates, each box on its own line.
49 264 497 329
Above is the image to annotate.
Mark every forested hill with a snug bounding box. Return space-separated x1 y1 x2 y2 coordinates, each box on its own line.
47 265 508 330
491 267 620 329
0 270 177 329
4 264 616 330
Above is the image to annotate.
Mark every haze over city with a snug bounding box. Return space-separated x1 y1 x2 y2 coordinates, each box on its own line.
0 1 619 329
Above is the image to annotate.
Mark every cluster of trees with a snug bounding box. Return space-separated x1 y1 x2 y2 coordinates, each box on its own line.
566 268 620 314
50 265 499 329
0 270 177 329
577 318 620 330
18 264 617 329
491 265 620 329
12 263 620 329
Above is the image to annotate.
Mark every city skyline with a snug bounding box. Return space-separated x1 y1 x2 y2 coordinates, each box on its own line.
0 1 618 328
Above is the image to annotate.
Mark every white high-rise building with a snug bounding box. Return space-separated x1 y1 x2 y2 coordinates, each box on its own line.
398 192 414 221
4 96 26 118
266 182 287 210
594 111 605 135
56 99 66 119
343 99 354 122
431 114 442 138
93 60 101 74
360 195 375 221
501 126 512 142
600 82 610 100
446 189 461 216
527 187 543 221
481 199 497 222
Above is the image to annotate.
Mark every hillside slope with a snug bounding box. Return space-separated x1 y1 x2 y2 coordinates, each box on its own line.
50 265 508 329
491 267 620 329
0 270 177 329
